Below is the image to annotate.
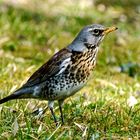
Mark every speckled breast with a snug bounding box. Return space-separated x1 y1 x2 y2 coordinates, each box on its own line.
42 47 98 100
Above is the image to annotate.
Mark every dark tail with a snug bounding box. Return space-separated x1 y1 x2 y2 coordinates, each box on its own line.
0 88 34 104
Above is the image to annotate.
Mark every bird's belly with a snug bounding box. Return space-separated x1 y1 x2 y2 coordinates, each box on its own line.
56 81 86 99
42 75 87 100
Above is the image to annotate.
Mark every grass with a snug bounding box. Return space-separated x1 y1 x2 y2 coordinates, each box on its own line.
0 0 140 139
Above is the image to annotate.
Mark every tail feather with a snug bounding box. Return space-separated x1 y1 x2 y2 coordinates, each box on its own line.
0 93 21 104
0 88 33 104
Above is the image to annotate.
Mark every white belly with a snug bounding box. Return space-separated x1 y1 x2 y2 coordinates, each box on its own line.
55 81 86 100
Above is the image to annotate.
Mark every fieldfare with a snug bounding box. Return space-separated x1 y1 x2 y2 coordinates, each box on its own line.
0 24 117 125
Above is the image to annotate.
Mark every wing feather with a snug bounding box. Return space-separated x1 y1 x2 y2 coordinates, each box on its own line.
23 48 72 87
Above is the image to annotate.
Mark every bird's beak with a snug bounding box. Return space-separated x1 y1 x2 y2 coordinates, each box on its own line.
102 26 118 35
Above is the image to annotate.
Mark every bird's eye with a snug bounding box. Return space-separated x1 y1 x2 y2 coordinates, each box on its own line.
93 29 100 35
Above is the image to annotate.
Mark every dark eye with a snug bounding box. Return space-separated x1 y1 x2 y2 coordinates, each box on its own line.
93 29 100 35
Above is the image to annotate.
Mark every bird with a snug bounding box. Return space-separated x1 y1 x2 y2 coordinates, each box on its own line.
0 24 117 125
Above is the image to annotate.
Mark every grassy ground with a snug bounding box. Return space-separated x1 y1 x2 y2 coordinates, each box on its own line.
0 0 140 139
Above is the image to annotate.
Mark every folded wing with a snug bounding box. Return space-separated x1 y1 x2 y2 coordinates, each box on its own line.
23 48 72 87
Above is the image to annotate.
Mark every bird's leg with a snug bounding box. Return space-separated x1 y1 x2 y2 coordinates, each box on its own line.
58 99 64 125
48 101 58 126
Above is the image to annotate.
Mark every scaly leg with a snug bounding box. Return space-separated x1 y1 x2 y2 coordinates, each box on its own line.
58 99 64 124
48 101 58 126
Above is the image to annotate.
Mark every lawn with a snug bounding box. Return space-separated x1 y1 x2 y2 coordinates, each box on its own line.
0 0 140 139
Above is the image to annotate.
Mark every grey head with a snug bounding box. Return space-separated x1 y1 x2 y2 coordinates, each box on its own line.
68 24 117 52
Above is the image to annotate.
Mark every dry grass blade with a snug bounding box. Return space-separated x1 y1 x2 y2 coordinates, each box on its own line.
12 118 19 136
47 124 61 140
82 126 87 138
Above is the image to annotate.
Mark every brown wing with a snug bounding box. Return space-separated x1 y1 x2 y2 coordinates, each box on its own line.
23 48 72 87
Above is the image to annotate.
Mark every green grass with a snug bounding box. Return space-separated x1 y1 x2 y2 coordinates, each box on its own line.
0 1 140 139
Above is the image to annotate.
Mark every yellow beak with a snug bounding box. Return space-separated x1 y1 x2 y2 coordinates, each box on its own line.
102 26 118 35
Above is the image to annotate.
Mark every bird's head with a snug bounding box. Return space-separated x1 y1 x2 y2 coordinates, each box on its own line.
68 24 118 52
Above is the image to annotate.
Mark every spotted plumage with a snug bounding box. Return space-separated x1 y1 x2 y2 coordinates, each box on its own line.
0 24 117 125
